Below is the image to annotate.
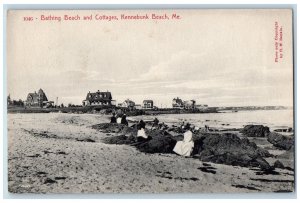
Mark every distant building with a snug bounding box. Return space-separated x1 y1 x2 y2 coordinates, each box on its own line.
120 99 135 109
143 100 154 109
172 97 184 109
184 100 196 109
25 88 53 108
195 104 208 110
134 104 142 110
82 90 115 106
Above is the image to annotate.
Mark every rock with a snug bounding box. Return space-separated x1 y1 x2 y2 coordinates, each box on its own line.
274 128 293 133
55 177 67 180
267 132 294 150
193 133 272 170
273 160 285 169
277 146 294 159
256 157 273 171
240 125 270 137
76 138 95 142
44 178 57 184
103 130 177 154
135 134 177 154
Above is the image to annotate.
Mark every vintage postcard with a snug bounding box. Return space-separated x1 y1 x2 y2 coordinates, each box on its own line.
7 9 294 194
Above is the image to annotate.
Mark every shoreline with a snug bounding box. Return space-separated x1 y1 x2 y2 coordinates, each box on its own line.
7 106 218 114
7 106 291 115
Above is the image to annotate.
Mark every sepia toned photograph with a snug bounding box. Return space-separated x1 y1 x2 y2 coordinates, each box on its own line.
6 9 294 194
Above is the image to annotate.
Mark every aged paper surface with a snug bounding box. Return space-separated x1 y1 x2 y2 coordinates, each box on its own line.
7 9 294 194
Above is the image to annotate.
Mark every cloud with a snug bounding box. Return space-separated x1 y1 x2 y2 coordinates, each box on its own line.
133 51 207 82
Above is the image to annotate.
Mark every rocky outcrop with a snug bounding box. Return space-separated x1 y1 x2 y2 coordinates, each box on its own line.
193 133 272 170
278 146 294 159
240 125 270 137
273 160 285 169
267 132 293 150
102 129 177 154
94 123 273 170
135 134 177 154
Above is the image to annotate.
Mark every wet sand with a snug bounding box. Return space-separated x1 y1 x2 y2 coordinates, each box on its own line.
7 113 294 193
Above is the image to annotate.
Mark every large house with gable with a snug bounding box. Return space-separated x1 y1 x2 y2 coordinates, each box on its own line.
25 88 53 108
82 90 115 106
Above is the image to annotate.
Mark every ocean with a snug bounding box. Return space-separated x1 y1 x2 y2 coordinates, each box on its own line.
133 109 294 131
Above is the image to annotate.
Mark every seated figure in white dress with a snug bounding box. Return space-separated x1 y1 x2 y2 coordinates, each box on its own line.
173 130 194 157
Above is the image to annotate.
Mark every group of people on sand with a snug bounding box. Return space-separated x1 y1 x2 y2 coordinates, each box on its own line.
109 112 196 157
180 121 210 133
110 112 128 126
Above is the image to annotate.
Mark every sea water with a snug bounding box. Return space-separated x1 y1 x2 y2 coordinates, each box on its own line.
134 109 294 131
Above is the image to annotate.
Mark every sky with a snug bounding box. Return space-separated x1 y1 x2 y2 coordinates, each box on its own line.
7 9 293 107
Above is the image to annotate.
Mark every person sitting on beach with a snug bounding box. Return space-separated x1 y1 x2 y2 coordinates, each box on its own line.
184 123 191 131
190 125 196 133
173 130 194 157
151 117 159 129
121 114 128 126
117 116 122 124
194 126 200 133
180 122 185 129
205 125 210 132
160 122 168 130
137 119 146 130
110 113 117 123
137 120 152 142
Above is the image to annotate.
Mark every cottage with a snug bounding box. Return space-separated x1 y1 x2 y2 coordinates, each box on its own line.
172 97 184 109
120 99 135 109
143 100 154 109
25 88 53 108
184 100 196 109
82 90 115 106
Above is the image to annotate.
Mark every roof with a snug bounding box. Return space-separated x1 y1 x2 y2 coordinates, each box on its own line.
86 91 112 101
143 100 153 103
28 93 36 97
27 89 48 102
38 88 44 94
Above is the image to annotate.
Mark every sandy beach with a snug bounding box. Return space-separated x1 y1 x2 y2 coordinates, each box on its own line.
7 113 294 194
